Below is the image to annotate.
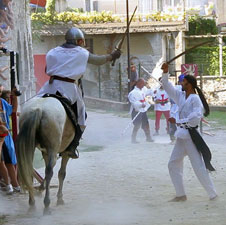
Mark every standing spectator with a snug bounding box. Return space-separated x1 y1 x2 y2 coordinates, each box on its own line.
0 117 13 194
128 78 154 143
129 63 139 90
0 84 20 193
153 79 171 135
0 0 14 29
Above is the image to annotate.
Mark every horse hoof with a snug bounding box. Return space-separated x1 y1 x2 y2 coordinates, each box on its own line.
43 207 51 216
57 199 64 206
28 205 36 214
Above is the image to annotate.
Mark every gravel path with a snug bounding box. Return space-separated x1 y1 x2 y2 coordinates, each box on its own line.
1 110 226 225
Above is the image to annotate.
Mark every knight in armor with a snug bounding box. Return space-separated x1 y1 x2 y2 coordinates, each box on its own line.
37 27 121 158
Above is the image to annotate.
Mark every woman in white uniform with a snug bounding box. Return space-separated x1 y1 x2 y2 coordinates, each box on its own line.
161 63 217 202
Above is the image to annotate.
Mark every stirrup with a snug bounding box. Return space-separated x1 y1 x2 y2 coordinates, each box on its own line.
60 149 79 159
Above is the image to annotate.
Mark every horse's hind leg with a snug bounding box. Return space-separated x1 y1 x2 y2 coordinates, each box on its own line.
43 152 57 215
28 189 35 211
28 179 36 213
57 155 70 205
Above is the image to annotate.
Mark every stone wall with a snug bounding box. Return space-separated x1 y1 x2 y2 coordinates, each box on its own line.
33 32 168 101
147 76 226 107
202 78 226 106
12 0 35 105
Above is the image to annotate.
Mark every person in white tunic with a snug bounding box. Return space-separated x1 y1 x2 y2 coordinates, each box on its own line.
37 27 121 158
152 81 171 135
128 78 154 143
160 63 217 202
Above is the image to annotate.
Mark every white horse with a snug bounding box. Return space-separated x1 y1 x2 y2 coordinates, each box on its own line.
16 97 75 214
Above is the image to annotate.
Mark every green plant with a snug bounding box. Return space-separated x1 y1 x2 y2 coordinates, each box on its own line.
187 16 218 35
185 46 226 75
31 8 185 26
208 46 226 75
46 0 55 14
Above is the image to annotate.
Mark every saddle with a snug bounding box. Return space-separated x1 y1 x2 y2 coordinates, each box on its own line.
42 93 82 159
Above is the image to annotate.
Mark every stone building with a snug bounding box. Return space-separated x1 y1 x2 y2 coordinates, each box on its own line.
33 0 187 101
31 0 226 102
0 0 35 105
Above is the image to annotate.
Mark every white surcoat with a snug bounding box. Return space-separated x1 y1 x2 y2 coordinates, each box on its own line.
153 88 171 111
37 46 89 126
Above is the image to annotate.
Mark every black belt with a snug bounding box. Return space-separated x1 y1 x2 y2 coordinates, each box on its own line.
49 75 76 84
177 123 198 129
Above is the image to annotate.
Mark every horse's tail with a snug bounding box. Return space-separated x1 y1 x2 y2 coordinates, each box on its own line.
16 108 42 195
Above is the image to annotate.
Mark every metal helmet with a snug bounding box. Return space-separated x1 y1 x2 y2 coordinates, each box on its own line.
65 27 85 45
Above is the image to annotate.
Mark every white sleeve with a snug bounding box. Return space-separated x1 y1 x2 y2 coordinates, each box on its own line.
128 92 143 110
144 87 154 97
176 97 203 127
161 72 181 105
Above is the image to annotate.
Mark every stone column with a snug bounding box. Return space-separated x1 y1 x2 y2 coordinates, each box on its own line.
11 0 36 105
174 31 185 73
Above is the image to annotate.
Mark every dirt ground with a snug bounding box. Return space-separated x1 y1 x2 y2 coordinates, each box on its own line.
1 110 226 225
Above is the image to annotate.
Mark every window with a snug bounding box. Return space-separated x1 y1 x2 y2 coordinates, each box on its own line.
85 0 91 12
157 0 163 11
93 1 98 11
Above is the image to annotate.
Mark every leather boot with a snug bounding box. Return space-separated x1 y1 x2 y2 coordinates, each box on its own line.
62 125 83 159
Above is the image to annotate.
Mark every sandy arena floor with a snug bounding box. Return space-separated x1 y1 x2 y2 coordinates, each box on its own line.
1 110 226 225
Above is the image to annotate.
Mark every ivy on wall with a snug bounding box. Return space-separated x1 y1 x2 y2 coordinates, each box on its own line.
208 46 226 75
186 47 226 75
187 16 218 35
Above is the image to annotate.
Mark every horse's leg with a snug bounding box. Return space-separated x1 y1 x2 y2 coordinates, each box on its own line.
28 189 35 209
43 152 57 215
57 155 70 205
28 178 36 212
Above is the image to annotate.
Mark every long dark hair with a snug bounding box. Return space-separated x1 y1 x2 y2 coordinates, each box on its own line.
184 75 210 117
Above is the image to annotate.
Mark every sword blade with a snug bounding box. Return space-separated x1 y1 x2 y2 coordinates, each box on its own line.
117 6 137 50
167 40 213 64
121 111 141 136
141 66 162 85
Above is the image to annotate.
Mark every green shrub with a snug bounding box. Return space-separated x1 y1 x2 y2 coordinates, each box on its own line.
187 16 218 35
186 46 226 75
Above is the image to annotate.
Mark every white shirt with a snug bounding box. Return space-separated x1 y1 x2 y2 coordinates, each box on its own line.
153 88 171 111
170 85 182 118
162 74 203 139
46 46 89 79
128 86 153 113
37 46 89 104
